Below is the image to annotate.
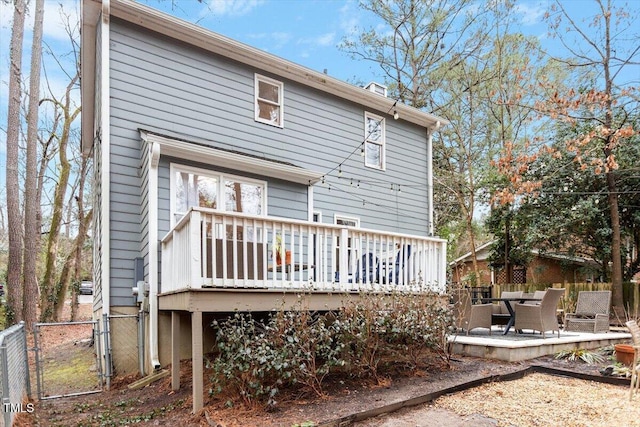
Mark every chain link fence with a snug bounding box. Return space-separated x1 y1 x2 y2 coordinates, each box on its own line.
108 314 142 377
0 322 31 427
33 321 102 400
1 312 141 416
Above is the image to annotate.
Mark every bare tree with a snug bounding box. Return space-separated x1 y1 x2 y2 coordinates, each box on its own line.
5 0 27 325
39 72 81 322
23 0 46 330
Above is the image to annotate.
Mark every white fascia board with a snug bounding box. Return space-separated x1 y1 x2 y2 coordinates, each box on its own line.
141 132 324 185
108 0 448 131
81 0 102 154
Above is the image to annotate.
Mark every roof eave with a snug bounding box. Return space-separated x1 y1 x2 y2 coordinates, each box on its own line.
107 0 448 130
80 0 103 154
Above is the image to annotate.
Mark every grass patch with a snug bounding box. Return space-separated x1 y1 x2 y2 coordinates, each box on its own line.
42 350 99 394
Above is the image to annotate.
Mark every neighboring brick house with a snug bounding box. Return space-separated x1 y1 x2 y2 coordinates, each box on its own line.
450 241 600 286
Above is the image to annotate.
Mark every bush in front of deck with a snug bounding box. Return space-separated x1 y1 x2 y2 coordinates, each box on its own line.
209 291 454 408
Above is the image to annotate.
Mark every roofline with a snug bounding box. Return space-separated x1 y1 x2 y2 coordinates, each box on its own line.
81 0 448 152
449 240 598 267
450 241 494 266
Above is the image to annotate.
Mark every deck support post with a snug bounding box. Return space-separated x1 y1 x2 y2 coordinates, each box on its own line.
171 311 180 391
191 310 204 413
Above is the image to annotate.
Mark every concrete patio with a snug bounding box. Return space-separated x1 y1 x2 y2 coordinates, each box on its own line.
448 327 631 362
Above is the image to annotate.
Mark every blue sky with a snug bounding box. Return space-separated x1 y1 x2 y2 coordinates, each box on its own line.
0 0 638 196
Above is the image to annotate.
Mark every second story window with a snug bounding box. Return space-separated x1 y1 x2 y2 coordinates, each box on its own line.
364 112 385 170
255 74 284 127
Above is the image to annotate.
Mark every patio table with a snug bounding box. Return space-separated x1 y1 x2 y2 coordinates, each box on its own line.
480 297 542 335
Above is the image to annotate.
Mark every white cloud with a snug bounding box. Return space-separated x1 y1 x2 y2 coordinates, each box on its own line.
0 1 78 40
339 1 361 37
207 0 264 17
514 3 547 26
298 32 336 48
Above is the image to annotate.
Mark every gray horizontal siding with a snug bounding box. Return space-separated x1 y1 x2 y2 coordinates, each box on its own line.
106 18 433 304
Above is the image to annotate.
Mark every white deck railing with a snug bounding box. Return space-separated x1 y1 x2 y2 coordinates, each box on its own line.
161 207 447 294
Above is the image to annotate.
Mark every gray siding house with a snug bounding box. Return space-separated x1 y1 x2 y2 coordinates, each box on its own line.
82 0 448 412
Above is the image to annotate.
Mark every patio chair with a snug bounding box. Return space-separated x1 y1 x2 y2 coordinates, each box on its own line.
625 320 640 400
380 245 411 285
491 291 523 327
334 253 380 285
353 252 379 284
564 291 611 333
514 288 565 338
522 290 546 305
452 288 493 336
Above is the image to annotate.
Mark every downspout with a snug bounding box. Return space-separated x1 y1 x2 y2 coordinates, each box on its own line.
148 141 161 370
426 121 440 236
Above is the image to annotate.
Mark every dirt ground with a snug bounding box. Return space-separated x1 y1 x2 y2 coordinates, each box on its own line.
14 303 635 427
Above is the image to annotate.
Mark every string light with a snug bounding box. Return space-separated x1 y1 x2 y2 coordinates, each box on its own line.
393 110 399 120
360 144 365 157
338 164 342 177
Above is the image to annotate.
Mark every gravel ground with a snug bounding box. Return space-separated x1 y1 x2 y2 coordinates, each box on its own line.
356 371 634 427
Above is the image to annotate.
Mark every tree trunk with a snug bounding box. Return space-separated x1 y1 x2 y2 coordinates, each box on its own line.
601 7 624 321
5 0 27 325
70 152 91 321
39 76 80 322
23 0 45 330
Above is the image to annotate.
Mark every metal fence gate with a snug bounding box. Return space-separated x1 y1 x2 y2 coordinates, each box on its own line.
33 320 103 400
0 322 31 427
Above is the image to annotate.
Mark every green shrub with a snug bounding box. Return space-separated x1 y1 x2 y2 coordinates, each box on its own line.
210 291 454 408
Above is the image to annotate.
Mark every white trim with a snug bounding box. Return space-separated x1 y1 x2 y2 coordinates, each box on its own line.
142 132 323 185
100 1 110 315
307 185 314 222
169 163 268 228
427 128 434 236
364 112 385 171
254 74 284 128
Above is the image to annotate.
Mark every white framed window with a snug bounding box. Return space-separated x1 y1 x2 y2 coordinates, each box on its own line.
255 74 284 127
364 112 385 170
170 164 267 226
334 215 360 228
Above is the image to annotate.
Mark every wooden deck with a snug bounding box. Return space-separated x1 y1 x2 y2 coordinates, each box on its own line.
160 287 424 414
161 288 632 414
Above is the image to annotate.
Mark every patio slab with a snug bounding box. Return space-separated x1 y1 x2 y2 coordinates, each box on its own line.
448 327 631 362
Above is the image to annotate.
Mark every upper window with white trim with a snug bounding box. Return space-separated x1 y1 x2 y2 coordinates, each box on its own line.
255 74 284 127
170 164 267 225
364 112 385 170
